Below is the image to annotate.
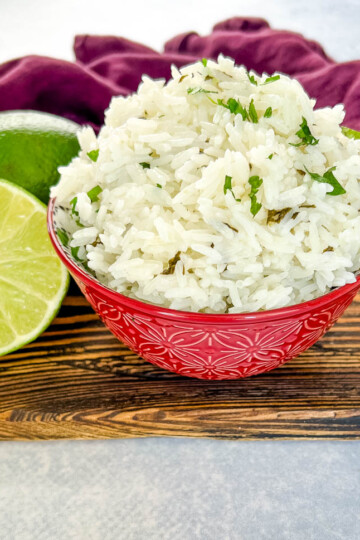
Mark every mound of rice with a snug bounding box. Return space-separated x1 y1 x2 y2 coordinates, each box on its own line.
52 56 360 313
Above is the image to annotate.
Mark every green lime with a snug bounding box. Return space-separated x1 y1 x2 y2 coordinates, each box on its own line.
0 110 80 203
0 179 69 356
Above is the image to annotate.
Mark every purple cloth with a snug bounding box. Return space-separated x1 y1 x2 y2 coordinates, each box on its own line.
1 17 360 129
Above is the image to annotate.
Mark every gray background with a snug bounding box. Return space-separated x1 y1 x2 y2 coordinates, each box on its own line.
1 0 360 539
1 0 360 64
1 440 360 540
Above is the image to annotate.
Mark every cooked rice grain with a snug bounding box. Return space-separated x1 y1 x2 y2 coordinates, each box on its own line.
52 56 360 313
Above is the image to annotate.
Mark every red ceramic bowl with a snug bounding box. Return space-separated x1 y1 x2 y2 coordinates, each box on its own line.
48 198 360 380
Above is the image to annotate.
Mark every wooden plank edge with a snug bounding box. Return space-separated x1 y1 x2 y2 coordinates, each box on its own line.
1 406 360 441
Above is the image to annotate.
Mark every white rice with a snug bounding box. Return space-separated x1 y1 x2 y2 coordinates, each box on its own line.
52 55 360 313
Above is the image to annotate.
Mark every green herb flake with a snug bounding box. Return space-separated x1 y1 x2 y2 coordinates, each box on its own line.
217 98 260 124
268 153 274 160
229 98 249 121
187 87 217 95
201 58 208 67
162 251 181 275
263 75 280 85
342 126 360 140
70 196 78 216
264 107 273 118
87 149 99 162
247 73 258 86
267 208 291 224
178 74 188 83
218 98 249 121
57 229 69 247
140 162 150 169
207 96 217 105
304 166 346 196
223 175 240 201
87 185 103 202
224 175 233 194
156 183 162 189
248 175 263 216
290 117 319 147
70 246 89 270
226 98 238 114
248 99 258 123
71 246 80 261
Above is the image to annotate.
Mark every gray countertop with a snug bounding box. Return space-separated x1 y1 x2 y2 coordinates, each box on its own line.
1 0 360 539
1 439 360 540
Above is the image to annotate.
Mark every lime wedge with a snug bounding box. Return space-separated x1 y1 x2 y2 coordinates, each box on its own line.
0 179 69 356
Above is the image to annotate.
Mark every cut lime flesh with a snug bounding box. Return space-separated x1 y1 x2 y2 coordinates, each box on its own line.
0 179 69 356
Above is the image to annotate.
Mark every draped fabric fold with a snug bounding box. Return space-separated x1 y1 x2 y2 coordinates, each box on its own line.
1 17 359 129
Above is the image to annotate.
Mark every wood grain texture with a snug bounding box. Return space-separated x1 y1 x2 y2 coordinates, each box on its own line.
1 280 360 440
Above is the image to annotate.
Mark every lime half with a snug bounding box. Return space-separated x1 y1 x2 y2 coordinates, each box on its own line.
0 110 80 204
0 179 69 356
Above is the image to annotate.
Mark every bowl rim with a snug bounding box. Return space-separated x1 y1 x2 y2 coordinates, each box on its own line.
47 197 360 323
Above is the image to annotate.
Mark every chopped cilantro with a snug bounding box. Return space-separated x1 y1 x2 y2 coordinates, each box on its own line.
263 75 280 85
70 196 78 216
140 162 150 169
224 175 233 194
267 208 291 224
156 183 162 188
248 175 263 216
71 246 80 261
304 166 346 196
187 87 217 95
268 153 274 160
87 185 103 202
264 107 273 118
218 98 249 121
342 126 360 139
225 98 238 114
248 99 258 123
57 229 69 247
162 251 181 275
228 98 249 121
223 175 240 201
70 246 89 270
290 117 319 147
217 98 261 124
201 58 208 67
247 73 258 86
87 149 99 162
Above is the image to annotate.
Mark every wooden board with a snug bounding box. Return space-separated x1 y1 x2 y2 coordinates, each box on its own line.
1 280 360 440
